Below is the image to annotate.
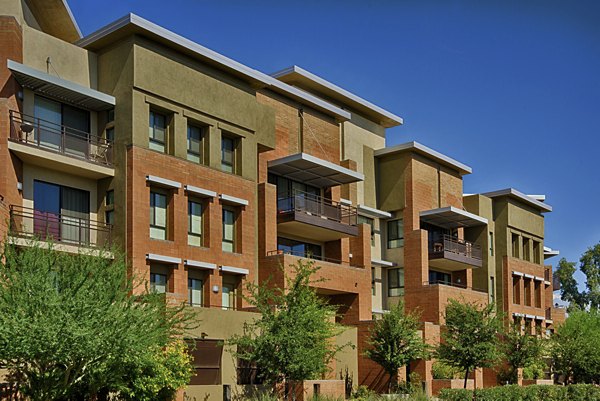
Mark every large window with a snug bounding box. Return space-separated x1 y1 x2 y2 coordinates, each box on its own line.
388 268 404 297
387 219 404 248
222 280 237 310
524 278 532 306
268 174 321 212
150 272 167 294
222 208 236 252
358 215 375 246
533 240 541 264
277 237 322 259
187 124 205 164
150 190 167 240
188 277 203 307
429 270 451 285
188 199 203 246
512 233 520 258
513 276 520 304
534 280 542 308
221 135 237 174
149 111 167 153
522 237 531 261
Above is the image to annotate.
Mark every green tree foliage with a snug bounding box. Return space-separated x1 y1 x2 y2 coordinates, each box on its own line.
0 243 194 401
365 301 427 392
555 242 600 310
439 384 600 401
551 309 600 384
437 300 501 389
228 259 346 398
501 319 546 384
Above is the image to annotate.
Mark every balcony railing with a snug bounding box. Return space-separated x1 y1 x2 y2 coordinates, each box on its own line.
9 205 112 248
429 234 482 261
266 249 364 268
423 280 488 294
277 190 358 226
9 110 113 166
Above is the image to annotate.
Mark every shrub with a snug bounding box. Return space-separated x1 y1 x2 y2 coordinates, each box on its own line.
432 361 463 380
439 384 600 401
522 360 546 380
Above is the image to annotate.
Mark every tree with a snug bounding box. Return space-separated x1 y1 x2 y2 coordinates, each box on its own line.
551 309 600 384
555 242 600 311
0 242 194 401
437 299 501 388
228 259 347 399
501 319 546 384
365 301 427 392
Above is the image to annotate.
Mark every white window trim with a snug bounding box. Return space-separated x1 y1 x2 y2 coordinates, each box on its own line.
146 253 181 264
220 265 249 275
220 193 248 206
147 175 181 189
184 259 217 270
185 185 216 198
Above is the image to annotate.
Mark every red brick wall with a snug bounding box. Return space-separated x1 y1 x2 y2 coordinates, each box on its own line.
126 146 256 309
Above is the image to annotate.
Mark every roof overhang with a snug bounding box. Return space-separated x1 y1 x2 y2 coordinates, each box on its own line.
76 14 350 120
544 246 560 259
374 141 472 175
481 188 552 213
8 60 115 111
271 65 403 128
420 206 488 229
25 0 82 43
268 153 364 187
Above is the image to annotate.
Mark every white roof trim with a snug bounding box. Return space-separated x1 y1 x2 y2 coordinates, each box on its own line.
371 258 396 267
481 188 552 212
7 60 115 110
146 253 181 264
544 246 560 257
271 65 403 127
76 14 350 120
184 259 216 270
528 194 546 202
185 185 216 198
219 194 249 206
220 265 249 275
374 141 472 175
358 204 392 219
146 175 181 189
512 271 524 277
62 0 83 38
419 206 488 228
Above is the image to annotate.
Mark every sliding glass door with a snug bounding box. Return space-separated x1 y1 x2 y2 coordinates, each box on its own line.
34 96 62 150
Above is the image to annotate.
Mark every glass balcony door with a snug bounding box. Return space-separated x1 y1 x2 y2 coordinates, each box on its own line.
34 96 62 151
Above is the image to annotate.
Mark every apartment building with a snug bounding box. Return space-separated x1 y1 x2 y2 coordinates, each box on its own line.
0 1 564 399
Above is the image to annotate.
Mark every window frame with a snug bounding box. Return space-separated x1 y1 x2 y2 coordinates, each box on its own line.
387 268 405 297
387 219 404 248
150 189 168 240
150 272 168 294
221 134 237 174
222 207 236 252
187 123 205 164
188 198 203 247
149 110 167 153
188 277 203 307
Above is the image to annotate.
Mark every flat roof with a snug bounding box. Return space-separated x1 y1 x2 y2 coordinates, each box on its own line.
374 141 472 175
76 14 350 120
544 246 560 259
271 65 403 128
8 60 115 111
268 153 364 187
420 206 488 229
481 188 553 213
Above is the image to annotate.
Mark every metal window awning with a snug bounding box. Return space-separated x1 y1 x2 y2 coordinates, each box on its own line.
8 59 115 111
419 206 488 229
268 152 364 187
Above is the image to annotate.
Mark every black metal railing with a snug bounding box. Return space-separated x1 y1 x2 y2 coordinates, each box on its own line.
428 234 482 260
9 110 113 166
276 190 358 226
423 280 488 294
266 249 365 268
9 205 112 248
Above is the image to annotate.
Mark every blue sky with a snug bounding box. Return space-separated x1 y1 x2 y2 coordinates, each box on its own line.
70 1 600 288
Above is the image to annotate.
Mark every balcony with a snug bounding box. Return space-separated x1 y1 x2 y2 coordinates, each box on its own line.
8 110 114 178
428 234 482 270
9 205 112 250
276 191 359 241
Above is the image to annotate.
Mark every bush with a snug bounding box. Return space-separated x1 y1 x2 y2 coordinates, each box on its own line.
432 361 463 380
522 360 546 380
439 384 600 401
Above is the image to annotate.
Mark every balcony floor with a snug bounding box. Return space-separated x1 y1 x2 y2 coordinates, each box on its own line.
429 249 482 270
277 210 358 241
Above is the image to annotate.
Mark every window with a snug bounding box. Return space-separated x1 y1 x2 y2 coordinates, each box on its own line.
105 210 114 225
221 135 237 174
524 278 532 306
490 276 495 303
489 232 494 256
187 124 205 163
268 174 321 212
222 208 236 252
358 215 375 246
512 233 520 258
106 190 114 206
222 280 237 310
372 267 376 295
150 190 167 240
188 199 203 246
388 268 404 297
533 240 541 264
188 339 223 385
188 278 203 306
107 108 115 122
513 276 520 304
105 127 114 142
150 272 167 294
149 111 167 153
387 219 404 248
523 237 531 261
429 270 451 285
534 280 542 308
277 237 322 259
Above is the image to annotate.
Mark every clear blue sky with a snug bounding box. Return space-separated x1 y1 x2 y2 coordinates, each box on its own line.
70 1 600 287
